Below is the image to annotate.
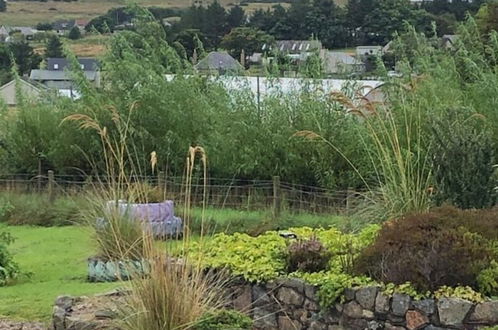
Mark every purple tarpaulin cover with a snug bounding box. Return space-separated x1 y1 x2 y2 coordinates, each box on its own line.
103 200 183 237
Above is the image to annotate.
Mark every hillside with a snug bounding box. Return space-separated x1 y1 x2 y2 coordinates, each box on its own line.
0 0 290 26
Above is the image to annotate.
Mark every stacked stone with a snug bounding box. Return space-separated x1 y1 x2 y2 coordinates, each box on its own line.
228 279 498 330
50 279 498 330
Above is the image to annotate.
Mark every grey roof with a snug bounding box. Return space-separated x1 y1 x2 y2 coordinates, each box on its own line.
0 26 38 36
47 58 99 71
264 40 322 53
52 20 76 31
322 51 364 74
442 34 458 44
325 52 362 65
30 70 98 81
0 77 46 92
195 52 243 72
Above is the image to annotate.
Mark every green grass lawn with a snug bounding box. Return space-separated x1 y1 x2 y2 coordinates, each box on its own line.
0 225 118 322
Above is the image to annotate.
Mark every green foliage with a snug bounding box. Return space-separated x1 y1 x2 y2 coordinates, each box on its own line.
287 236 331 273
0 231 19 286
68 26 82 40
220 27 274 60
190 225 380 283
478 260 498 297
35 22 53 31
0 193 87 226
382 282 430 301
434 286 484 303
300 51 324 78
195 309 252 330
431 110 497 209
45 35 64 58
355 207 497 292
0 41 42 76
191 232 287 282
295 271 373 308
0 0 6 13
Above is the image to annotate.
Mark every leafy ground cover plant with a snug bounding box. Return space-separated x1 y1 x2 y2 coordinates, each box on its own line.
195 309 253 330
188 225 380 283
478 260 498 297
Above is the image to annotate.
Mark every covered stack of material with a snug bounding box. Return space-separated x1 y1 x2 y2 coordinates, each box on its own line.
102 200 183 238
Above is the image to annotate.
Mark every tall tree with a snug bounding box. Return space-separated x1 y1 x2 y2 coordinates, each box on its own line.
361 0 431 44
227 5 246 29
204 1 228 48
45 35 64 58
68 26 82 40
7 42 42 75
175 29 206 58
221 27 274 59
476 2 498 35
249 8 274 32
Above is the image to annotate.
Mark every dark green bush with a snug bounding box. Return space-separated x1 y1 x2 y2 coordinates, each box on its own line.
0 231 20 286
354 206 497 292
195 309 252 330
431 110 497 209
287 236 331 273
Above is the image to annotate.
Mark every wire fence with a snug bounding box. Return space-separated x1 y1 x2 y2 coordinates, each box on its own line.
0 172 367 215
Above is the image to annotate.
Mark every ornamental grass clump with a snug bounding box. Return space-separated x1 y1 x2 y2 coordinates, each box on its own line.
118 235 228 330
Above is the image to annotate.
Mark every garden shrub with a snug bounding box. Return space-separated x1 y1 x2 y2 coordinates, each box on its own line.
195 309 252 330
354 207 496 292
287 236 331 273
431 110 497 209
478 260 498 297
0 231 20 286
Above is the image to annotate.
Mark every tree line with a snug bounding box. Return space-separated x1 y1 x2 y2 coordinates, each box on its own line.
87 0 485 53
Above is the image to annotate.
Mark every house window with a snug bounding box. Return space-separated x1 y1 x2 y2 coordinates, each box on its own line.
81 64 85 69
53 64 59 70
299 43 303 51
306 44 310 51
292 43 297 51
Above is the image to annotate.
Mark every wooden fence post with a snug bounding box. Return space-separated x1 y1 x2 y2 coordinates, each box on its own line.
273 176 281 218
158 170 165 191
48 170 55 202
346 187 353 213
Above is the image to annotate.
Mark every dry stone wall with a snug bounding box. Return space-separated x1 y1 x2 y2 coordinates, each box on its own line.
227 278 498 330
51 278 498 330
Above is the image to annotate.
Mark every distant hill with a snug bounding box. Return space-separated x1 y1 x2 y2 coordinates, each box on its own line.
0 0 295 27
